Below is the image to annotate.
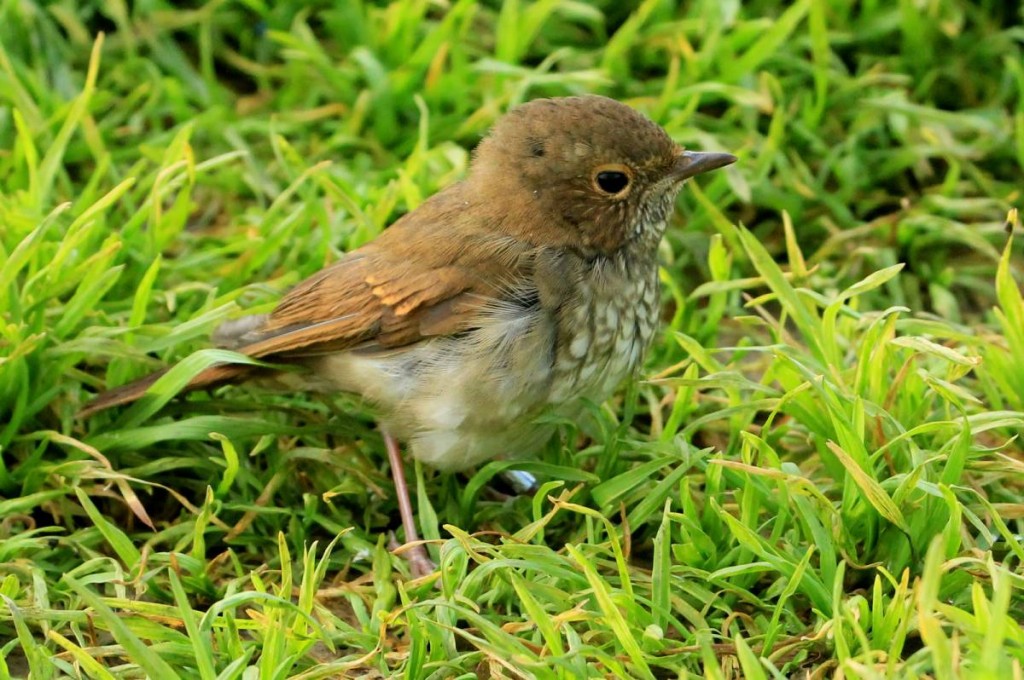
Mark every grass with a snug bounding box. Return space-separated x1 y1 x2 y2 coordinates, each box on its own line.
1 0 1023 677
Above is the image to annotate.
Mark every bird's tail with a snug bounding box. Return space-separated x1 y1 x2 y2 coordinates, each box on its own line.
78 313 279 418
78 362 257 418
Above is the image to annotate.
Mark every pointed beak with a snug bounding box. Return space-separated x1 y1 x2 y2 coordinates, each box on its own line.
670 150 737 182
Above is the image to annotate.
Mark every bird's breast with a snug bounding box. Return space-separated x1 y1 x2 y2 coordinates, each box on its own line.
548 258 660 405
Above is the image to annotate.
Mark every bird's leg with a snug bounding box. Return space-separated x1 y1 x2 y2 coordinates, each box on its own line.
383 432 436 578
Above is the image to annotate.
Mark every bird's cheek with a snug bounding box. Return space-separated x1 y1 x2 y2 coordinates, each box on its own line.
582 209 632 254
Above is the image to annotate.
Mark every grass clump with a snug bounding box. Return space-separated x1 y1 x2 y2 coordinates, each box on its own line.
1 1 1023 677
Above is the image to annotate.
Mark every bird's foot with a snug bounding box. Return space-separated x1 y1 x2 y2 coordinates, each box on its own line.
500 469 539 495
389 531 436 579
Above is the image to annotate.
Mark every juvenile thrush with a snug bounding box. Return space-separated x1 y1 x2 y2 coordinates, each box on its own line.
82 95 736 576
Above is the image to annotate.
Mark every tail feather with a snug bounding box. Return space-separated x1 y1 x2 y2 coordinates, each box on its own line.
78 363 256 418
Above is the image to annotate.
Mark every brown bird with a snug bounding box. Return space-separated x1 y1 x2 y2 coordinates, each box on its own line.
82 95 735 576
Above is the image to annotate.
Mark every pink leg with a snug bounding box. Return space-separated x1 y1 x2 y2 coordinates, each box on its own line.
383 432 436 578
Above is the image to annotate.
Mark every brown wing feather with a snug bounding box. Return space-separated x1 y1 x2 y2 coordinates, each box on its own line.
249 255 483 356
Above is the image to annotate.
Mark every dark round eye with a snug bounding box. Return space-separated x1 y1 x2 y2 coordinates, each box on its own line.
596 170 630 195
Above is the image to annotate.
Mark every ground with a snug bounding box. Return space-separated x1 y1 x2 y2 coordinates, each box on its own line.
1 1 1022 678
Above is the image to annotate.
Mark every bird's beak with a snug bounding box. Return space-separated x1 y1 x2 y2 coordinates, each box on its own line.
670 150 737 181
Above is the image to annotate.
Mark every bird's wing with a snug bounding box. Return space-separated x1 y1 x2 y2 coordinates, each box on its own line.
229 249 498 358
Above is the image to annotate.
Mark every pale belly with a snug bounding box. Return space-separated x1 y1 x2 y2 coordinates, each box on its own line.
310 269 660 471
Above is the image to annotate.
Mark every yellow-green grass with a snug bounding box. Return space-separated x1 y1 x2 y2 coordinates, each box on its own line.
1 1 1022 677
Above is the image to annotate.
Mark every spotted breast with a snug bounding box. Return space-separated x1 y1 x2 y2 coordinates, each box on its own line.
549 254 661 408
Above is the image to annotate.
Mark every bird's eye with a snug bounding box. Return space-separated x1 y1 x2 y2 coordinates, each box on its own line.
595 170 630 195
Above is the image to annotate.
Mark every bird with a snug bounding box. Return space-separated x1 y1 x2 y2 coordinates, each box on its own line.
80 95 736 577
